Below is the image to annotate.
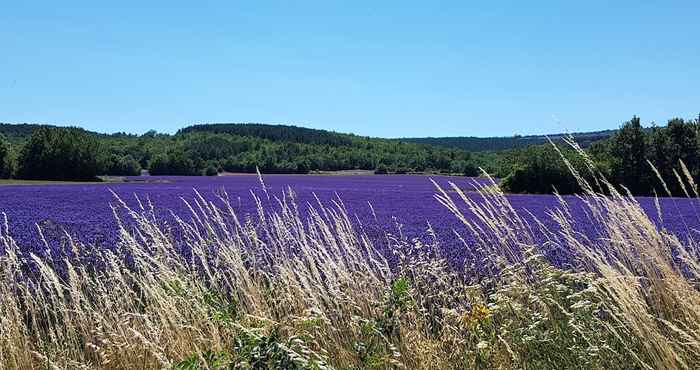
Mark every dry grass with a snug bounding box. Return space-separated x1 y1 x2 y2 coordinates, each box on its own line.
1 159 700 369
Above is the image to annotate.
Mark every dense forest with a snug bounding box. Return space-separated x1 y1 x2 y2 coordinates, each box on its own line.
0 123 480 180
178 123 355 146
401 129 617 151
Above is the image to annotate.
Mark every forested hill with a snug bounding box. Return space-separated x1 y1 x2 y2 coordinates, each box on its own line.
0 123 63 143
401 129 618 152
1 117 698 198
0 122 482 178
0 123 106 142
1 122 618 151
178 123 355 146
0 121 639 179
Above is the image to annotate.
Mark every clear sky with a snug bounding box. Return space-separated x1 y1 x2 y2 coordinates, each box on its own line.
1 1 698 137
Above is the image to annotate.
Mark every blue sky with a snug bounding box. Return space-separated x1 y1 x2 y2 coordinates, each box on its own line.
1 1 698 137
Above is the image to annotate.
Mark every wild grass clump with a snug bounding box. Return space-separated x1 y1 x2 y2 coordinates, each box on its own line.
1 156 700 369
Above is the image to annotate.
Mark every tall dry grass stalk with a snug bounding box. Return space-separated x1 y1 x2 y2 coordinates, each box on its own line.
0 160 699 368
0 186 394 369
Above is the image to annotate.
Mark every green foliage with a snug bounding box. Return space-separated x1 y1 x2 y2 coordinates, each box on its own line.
348 278 412 369
0 134 12 178
174 351 230 370
3 116 699 195
648 118 699 195
468 252 644 369
229 326 325 369
204 165 219 176
500 145 584 194
608 116 650 194
175 289 329 370
149 150 200 176
402 130 616 152
179 123 355 146
379 277 411 337
499 114 700 196
450 159 480 176
97 125 478 176
101 154 141 176
17 127 101 181
0 123 62 144
592 115 700 196
202 290 240 324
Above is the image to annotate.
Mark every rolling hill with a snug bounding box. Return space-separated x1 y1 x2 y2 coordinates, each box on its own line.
400 129 618 152
178 123 356 146
1 122 619 153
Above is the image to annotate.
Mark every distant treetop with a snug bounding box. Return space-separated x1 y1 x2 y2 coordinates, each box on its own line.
178 123 356 146
400 129 621 152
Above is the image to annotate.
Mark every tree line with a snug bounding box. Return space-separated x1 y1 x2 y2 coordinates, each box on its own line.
2 117 697 197
498 115 700 196
0 124 480 181
401 130 616 152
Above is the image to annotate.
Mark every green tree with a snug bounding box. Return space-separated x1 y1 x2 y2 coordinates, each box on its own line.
17 127 101 181
149 150 200 175
0 134 12 178
609 116 650 194
101 154 142 176
204 165 219 176
500 145 582 194
665 118 698 172
648 118 699 195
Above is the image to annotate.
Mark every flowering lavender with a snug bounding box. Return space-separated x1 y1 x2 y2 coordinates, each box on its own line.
2 174 700 368
0 175 698 266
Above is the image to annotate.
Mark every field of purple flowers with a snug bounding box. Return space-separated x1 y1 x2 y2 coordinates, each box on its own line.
0 175 695 246
3 173 700 368
1 174 699 267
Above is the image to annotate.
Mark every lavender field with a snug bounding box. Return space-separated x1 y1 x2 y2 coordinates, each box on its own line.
2 174 699 263
3 174 700 369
